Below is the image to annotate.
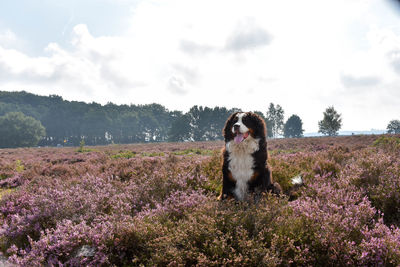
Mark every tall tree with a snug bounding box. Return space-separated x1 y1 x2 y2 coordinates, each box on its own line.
0 112 46 148
318 106 342 136
387 120 400 134
284 114 304 138
266 103 284 138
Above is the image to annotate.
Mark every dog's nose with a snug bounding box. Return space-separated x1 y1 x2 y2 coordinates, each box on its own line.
233 124 240 131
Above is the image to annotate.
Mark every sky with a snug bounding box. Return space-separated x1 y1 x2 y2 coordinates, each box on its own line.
0 0 400 133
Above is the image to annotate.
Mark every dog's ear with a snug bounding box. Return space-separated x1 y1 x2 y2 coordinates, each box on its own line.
223 112 239 141
244 112 266 139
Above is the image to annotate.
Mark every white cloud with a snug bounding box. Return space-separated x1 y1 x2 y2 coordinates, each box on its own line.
0 0 400 132
171 64 199 85
179 40 216 56
340 74 381 88
0 29 17 46
225 18 272 52
167 75 187 95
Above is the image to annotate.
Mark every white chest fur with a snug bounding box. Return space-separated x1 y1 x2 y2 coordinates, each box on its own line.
226 137 259 200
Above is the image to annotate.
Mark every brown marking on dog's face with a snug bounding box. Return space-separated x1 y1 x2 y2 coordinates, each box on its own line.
248 128 255 136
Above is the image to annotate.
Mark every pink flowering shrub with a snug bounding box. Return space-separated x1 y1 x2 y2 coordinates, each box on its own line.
343 149 400 226
0 135 400 265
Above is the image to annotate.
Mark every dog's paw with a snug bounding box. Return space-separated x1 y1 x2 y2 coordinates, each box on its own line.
218 193 234 201
271 182 282 195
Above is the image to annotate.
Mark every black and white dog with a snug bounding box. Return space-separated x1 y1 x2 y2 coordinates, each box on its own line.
219 112 281 201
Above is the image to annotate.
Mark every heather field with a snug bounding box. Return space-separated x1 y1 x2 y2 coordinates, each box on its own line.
1 135 400 266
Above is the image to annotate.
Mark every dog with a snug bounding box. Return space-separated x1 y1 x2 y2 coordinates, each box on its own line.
218 112 282 201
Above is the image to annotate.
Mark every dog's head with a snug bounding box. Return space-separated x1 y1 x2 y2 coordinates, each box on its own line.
223 112 266 143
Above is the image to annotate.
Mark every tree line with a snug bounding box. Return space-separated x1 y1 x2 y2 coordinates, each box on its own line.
0 91 307 148
1 91 398 148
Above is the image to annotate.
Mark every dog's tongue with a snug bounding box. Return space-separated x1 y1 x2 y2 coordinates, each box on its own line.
234 133 244 144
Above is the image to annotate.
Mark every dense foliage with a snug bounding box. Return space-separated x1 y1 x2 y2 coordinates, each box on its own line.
387 119 400 134
0 91 259 146
1 135 399 266
283 114 304 138
0 112 46 148
318 106 342 136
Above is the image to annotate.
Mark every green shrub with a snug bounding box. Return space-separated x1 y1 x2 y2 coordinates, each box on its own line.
15 160 24 173
200 151 222 195
172 148 214 156
140 152 165 157
373 136 400 153
76 140 93 153
111 151 137 159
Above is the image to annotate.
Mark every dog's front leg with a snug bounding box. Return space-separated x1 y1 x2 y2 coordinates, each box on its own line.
218 169 235 200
